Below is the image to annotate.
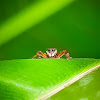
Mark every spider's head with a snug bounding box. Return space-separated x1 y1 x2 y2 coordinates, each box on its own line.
46 48 57 57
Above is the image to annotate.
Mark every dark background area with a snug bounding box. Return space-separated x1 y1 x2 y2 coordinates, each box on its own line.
0 0 100 60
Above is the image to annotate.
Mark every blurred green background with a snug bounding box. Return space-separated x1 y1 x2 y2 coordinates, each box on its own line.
0 0 100 60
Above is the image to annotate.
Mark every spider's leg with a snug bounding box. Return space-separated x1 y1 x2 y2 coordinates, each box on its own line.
32 51 47 59
58 50 71 60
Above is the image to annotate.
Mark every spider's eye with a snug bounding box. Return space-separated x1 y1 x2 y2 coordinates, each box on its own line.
52 49 54 51
48 49 51 52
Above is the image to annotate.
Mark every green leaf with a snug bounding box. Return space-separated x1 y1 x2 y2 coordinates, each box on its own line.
48 67 100 100
0 59 100 100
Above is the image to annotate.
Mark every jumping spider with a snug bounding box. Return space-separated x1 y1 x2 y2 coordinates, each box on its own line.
32 48 71 60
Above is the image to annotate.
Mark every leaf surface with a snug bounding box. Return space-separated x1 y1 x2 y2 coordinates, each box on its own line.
0 59 100 100
48 67 100 100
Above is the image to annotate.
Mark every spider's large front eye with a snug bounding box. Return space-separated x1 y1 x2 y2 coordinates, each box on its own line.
52 49 54 51
48 49 51 52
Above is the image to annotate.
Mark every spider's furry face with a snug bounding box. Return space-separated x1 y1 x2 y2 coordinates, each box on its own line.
46 48 57 57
